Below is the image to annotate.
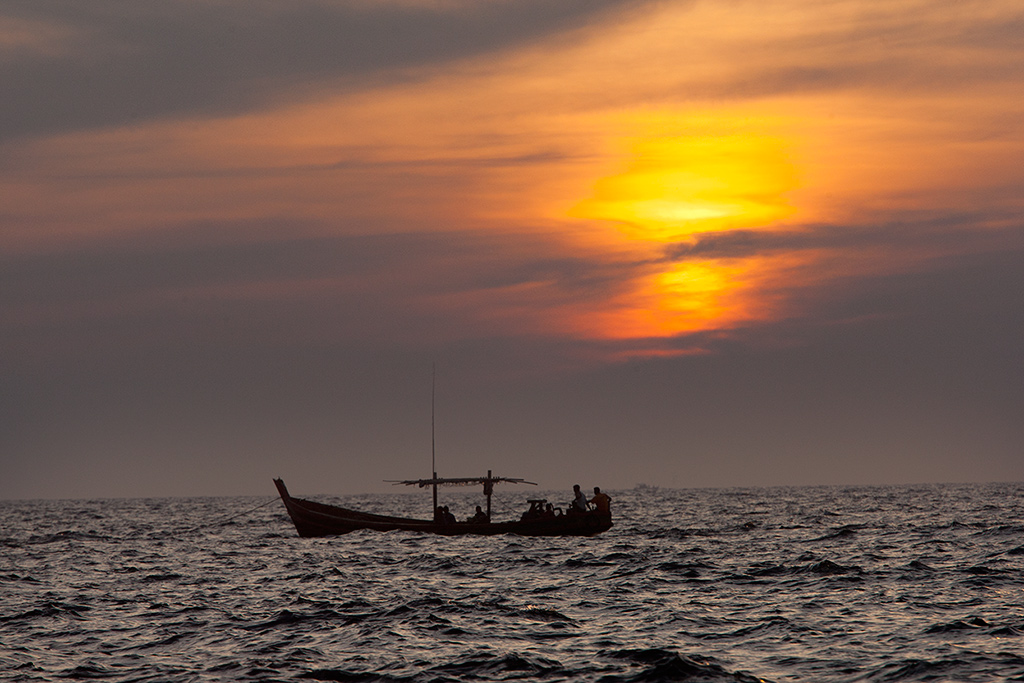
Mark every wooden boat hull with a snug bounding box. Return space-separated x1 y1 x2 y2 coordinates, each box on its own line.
274 478 612 537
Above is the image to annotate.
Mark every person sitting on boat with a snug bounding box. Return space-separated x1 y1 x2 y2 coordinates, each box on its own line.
522 499 553 521
434 506 446 523
590 487 612 514
442 505 457 524
543 503 560 518
469 505 489 523
568 484 590 514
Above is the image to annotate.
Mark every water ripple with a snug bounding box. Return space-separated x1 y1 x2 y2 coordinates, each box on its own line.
1 483 1023 681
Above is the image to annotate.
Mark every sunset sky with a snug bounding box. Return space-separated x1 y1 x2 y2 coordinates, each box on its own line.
2 0 1022 500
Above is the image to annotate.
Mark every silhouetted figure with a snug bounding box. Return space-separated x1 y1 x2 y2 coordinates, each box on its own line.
521 499 547 521
543 503 557 518
590 487 612 514
434 506 446 523
569 484 589 514
469 505 489 523
442 505 457 524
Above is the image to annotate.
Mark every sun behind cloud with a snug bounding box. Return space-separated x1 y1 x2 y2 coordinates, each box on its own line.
571 130 798 243
565 117 800 342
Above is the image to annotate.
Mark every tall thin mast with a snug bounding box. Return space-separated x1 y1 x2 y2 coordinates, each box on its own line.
431 363 437 511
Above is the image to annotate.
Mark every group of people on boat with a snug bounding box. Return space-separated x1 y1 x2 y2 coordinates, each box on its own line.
520 499 558 521
521 484 611 521
570 484 612 514
433 505 458 524
434 504 490 524
433 484 612 525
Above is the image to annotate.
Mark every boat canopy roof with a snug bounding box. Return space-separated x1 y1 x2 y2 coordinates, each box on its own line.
387 471 537 512
388 475 537 488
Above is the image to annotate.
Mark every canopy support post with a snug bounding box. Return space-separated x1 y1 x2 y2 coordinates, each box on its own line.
485 469 493 519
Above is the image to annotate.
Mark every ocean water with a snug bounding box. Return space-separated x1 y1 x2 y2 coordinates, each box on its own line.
2 482 1023 682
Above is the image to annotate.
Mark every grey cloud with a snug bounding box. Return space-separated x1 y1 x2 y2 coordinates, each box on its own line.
0 0 637 142
615 237 1024 396
665 218 1024 261
0 223 631 350
6 216 1019 363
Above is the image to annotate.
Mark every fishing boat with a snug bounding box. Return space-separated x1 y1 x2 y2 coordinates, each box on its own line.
273 473 612 537
275 368 611 537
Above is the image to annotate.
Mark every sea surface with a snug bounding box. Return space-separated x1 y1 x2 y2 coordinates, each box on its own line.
2 483 1023 682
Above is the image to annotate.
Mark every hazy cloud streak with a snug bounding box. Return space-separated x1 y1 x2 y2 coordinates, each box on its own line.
0 0 637 141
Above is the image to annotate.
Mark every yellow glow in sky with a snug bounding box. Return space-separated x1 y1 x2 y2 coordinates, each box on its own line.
572 131 798 243
559 117 801 342
574 260 761 341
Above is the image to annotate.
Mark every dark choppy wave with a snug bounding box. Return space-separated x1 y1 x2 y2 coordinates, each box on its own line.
2 483 1024 681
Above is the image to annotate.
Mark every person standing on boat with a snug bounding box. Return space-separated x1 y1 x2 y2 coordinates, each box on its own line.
590 487 612 514
569 484 589 514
